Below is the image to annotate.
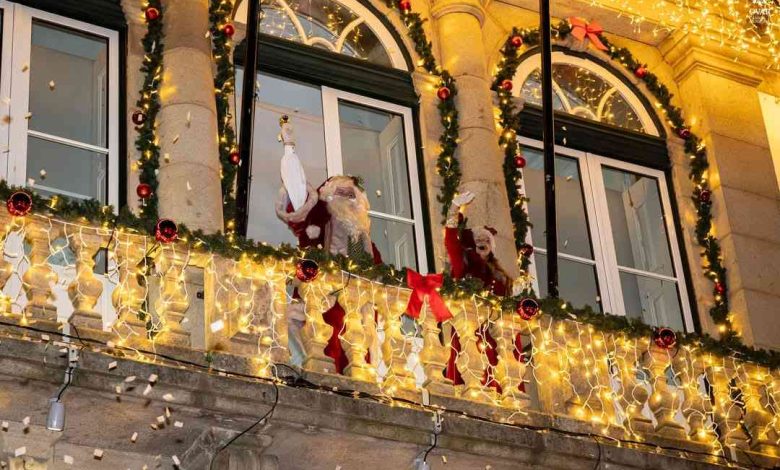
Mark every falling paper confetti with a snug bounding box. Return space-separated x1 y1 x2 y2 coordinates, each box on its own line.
21 64 28 72
125 375 136 383
174 421 183 428
162 393 174 402
1 421 8 431
63 455 74 465
143 384 153 396
210 319 224 333
108 361 117 370
172 456 181 466
93 449 104 460
131 432 138 442
14 447 26 457
148 374 158 384
39 169 47 180
48 80 55 91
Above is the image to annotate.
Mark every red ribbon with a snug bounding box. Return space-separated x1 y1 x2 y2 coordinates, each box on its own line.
405 270 452 322
568 17 607 51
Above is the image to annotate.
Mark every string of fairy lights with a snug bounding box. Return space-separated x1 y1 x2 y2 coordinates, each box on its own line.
0 206 778 466
580 0 780 69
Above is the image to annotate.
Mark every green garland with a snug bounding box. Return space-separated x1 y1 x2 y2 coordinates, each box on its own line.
384 0 461 220
208 0 239 233
133 1 165 227
492 21 737 340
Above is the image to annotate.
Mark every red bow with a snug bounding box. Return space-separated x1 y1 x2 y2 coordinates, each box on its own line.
568 17 607 51
406 270 452 322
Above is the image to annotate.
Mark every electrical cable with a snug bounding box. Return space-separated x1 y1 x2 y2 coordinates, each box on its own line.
0 320 767 470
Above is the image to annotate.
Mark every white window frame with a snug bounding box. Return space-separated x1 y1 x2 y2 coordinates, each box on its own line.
322 86 428 273
519 136 694 332
0 1 119 207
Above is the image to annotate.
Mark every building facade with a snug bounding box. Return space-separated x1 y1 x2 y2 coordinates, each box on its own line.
0 0 780 468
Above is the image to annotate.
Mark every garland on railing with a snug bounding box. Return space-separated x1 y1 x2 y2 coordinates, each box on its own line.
132 1 165 229
492 22 736 342
1 179 778 369
208 0 240 234
385 0 461 220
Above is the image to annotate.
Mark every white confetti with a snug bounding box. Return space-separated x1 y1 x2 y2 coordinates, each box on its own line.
48 80 55 90
22 416 30 426
442 456 447 463
125 375 136 383
131 432 138 442
27 178 35 186
14 446 26 457
24 112 32 120
174 421 183 428
143 384 153 396
186 111 191 127
107 341 115 348
162 393 174 402
41 334 50 341
108 361 117 370
186 181 192 191
21 63 28 72
172 456 181 465
148 373 158 384
172 135 179 144
210 319 224 333
93 448 104 459
165 407 171 418
156 415 165 424
63 455 74 465
1 421 8 431
115 385 122 394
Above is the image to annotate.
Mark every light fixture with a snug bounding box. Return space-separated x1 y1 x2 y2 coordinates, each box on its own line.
46 398 65 432
413 459 430 470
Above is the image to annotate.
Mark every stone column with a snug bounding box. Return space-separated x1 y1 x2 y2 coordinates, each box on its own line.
157 0 224 233
662 34 780 349
431 0 519 278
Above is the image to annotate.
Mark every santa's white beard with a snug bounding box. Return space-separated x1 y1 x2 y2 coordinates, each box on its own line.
327 196 371 239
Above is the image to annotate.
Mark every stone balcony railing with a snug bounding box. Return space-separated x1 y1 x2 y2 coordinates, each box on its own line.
1 212 779 468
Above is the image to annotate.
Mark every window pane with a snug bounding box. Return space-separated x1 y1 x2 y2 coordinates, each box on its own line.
27 136 107 202
602 167 675 277
523 148 593 259
534 253 602 312
29 21 108 146
339 101 412 220
370 217 416 269
620 271 683 330
259 0 392 67
240 72 328 246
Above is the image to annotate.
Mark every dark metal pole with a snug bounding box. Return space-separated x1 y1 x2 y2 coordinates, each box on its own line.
235 0 261 236
539 0 559 297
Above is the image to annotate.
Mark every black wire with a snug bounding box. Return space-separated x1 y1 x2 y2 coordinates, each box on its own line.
422 431 438 463
592 440 602 470
208 371 280 470
56 365 75 401
0 320 767 470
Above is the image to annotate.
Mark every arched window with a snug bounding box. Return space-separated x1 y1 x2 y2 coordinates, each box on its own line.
512 50 693 332
515 52 658 135
233 0 428 272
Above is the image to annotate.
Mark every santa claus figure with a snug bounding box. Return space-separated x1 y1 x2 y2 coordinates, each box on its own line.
443 191 514 390
445 191 513 295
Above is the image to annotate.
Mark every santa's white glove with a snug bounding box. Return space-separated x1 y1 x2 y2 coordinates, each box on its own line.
447 191 475 227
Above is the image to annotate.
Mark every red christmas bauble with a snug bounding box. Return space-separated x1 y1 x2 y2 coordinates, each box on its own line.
295 259 319 282
519 244 534 257
634 66 648 79
437 86 451 101
229 149 241 166
653 327 677 349
678 127 691 139
514 154 526 168
154 219 178 243
6 191 32 217
131 110 146 126
500 79 514 92
699 189 711 203
136 183 153 200
222 23 235 37
510 35 524 48
714 281 726 296
516 297 539 321
145 7 160 21
398 0 411 11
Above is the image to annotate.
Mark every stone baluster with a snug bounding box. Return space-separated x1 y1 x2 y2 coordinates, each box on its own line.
152 247 191 347
299 274 337 374
612 340 657 434
709 361 751 453
418 305 454 398
451 302 488 401
495 315 530 409
680 352 719 445
68 230 106 331
377 287 417 396
22 222 59 325
529 316 568 414
645 347 690 441
266 271 290 366
111 235 150 341
342 291 376 384
742 364 780 455
0 218 26 316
